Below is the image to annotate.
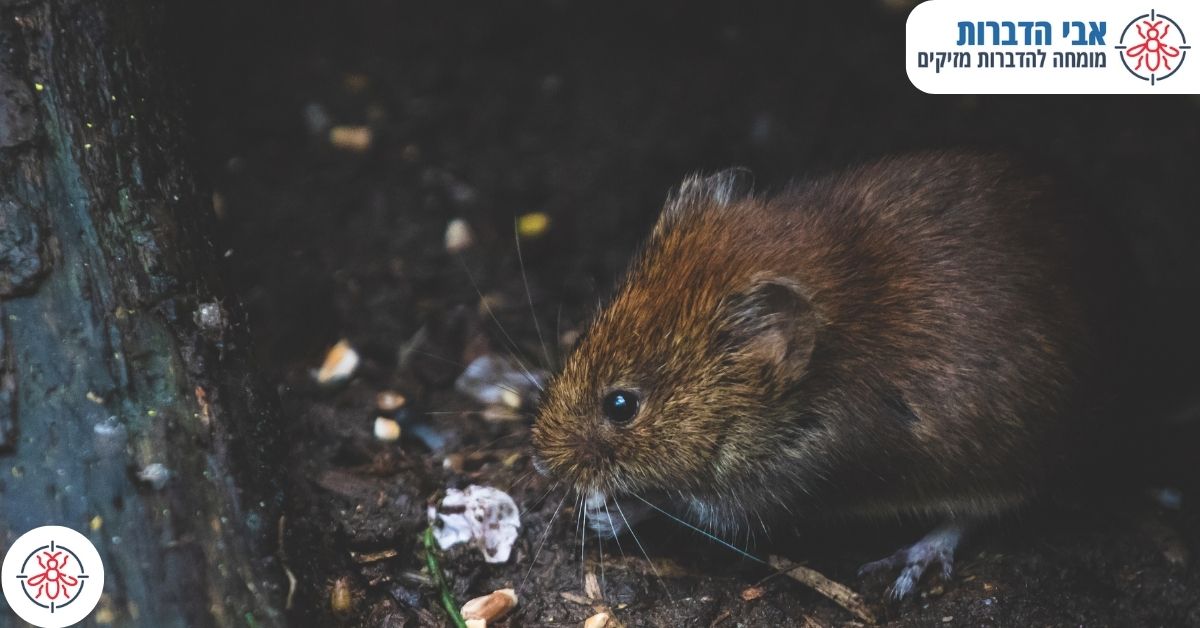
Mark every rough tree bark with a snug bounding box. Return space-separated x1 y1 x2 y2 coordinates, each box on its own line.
0 0 285 625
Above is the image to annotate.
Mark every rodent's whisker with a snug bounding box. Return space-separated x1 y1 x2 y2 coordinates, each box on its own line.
595 524 606 601
578 491 587 595
629 493 766 565
455 255 545 392
519 487 570 594
518 480 560 519
601 501 628 563
614 499 674 604
405 349 528 398
513 217 555 371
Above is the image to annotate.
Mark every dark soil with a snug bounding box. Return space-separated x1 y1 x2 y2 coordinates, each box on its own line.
174 0 1200 625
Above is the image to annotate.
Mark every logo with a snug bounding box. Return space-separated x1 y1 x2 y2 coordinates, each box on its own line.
1116 9 1190 84
2 526 104 628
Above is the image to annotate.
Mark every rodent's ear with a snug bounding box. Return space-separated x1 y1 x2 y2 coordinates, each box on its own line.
667 168 755 213
721 276 817 376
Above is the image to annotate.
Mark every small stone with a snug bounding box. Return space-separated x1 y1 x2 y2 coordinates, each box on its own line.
194 301 226 331
137 463 171 490
1153 487 1183 510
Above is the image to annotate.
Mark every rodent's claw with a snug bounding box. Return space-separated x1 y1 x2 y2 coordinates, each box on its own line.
858 522 964 601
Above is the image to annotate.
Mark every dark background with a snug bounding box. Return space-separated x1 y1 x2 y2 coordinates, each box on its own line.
168 0 1199 625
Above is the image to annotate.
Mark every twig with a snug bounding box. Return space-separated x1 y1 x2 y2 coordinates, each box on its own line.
276 516 297 610
423 527 469 628
767 556 876 624
352 548 399 564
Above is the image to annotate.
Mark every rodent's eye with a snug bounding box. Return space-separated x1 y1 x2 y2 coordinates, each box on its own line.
601 390 640 425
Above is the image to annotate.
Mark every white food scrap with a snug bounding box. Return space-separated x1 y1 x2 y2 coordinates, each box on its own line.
455 354 546 409
428 485 520 563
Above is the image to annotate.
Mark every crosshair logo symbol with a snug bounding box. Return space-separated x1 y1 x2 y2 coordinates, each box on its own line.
2 526 104 628
1115 9 1190 85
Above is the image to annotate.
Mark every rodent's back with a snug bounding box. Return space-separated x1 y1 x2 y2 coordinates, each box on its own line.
770 154 1096 517
534 152 1102 528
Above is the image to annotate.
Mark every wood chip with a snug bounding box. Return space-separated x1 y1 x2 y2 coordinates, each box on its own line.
351 548 398 563
461 588 517 622
559 591 591 605
585 571 602 600
768 556 876 624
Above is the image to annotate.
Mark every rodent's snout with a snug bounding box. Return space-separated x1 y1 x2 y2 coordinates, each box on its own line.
529 416 614 490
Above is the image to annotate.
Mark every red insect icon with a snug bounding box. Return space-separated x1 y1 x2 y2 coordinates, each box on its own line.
24 550 79 602
1125 20 1181 72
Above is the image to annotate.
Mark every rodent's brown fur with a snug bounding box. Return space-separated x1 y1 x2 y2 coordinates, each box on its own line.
533 153 1104 534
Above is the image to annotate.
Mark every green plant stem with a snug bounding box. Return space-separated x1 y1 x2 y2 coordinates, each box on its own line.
424 527 469 628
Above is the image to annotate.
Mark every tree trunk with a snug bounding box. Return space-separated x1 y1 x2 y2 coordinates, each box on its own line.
0 0 285 625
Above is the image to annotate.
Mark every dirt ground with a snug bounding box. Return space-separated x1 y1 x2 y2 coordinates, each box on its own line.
173 1 1200 625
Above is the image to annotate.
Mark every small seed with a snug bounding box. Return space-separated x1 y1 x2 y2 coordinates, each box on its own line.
460 588 517 622
330 577 353 615
316 340 359 384
376 390 407 411
328 125 372 152
445 218 474 253
583 612 614 628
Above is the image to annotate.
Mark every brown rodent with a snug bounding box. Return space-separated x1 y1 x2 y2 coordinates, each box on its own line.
531 152 1110 596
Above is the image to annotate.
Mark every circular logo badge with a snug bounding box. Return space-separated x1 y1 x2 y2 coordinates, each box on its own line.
2 526 104 628
1115 9 1190 85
